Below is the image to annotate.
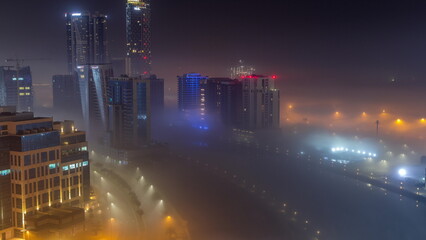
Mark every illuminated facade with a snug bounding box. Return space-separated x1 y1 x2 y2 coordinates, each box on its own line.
0 138 12 240
107 76 151 149
0 66 33 112
0 108 61 237
177 73 208 112
66 12 109 74
241 75 280 129
230 60 256 79
53 121 90 205
77 64 113 140
0 108 90 239
126 0 152 76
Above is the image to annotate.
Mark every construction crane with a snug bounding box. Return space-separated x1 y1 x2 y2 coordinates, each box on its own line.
4 58 50 111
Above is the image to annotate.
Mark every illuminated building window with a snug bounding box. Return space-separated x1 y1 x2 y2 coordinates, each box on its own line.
0 169 11 176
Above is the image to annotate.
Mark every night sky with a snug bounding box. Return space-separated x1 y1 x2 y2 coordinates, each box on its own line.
1 0 426 106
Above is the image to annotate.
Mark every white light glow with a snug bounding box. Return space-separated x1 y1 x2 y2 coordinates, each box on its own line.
398 168 407 177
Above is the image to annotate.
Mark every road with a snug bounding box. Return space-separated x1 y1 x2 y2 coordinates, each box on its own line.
91 153 191 240
152 126 426 240
136 153 306 240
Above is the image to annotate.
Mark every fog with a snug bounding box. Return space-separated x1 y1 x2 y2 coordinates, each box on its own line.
29 78 426 240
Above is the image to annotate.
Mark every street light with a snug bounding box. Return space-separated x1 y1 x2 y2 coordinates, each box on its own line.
398 168 407 177
21 229 30 240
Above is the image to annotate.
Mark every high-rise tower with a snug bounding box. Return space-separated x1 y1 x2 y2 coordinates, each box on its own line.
66 12 109 75
126 0 151 76
0 66 33 112
107 76 151 149
52 74 81 120
177 73 208 112
241 75 280 129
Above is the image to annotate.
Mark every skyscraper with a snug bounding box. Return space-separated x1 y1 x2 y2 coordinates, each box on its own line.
177 73 208 112
52 75 81 120
241 75 280 129
107 76 151 149
149 75 164 115
204 78 235 113
66 12 109 75
0 66 33 112
219 79 243 127
126 0 152 76
77 64 113 140
0 107 90 238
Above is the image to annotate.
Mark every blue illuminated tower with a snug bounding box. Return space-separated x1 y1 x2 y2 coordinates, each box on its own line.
177 73 208 111
126 0 152 76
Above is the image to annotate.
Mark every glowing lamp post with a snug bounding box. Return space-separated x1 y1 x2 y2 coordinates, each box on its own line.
398 168 407 178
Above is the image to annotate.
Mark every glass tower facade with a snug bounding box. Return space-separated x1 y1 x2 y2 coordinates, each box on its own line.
77 65 113 140
52 74 81 120
177 73 208 111
0 66 33 112
107 77 151 149
66 12 109 75
126 0 152 76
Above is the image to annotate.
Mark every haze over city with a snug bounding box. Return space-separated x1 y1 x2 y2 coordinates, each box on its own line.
0 0 426 240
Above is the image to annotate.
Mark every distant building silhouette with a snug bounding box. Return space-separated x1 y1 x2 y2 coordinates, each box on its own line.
52 74 81 120
149 74 164 118
0 66 33 112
